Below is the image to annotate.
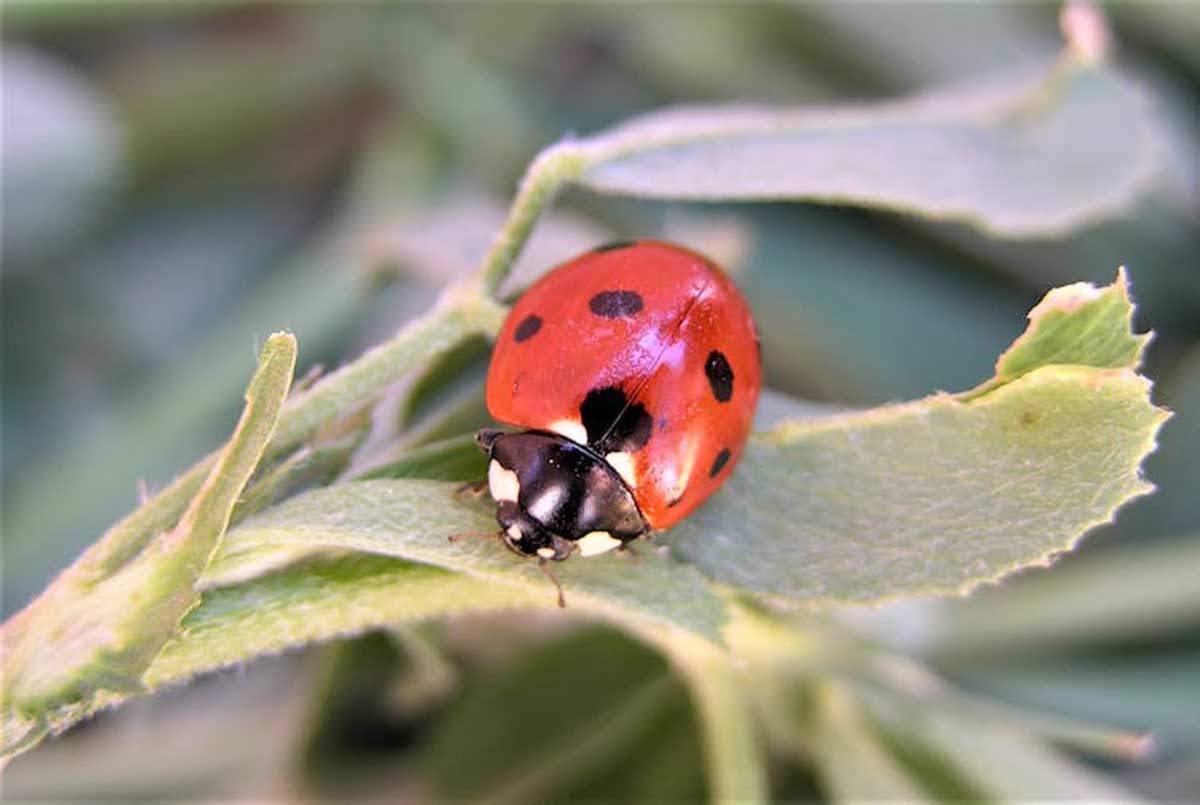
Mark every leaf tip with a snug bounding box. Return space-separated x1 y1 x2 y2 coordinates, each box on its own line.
1114 263 1129 290
1028 279 1106 323
261 330 298 358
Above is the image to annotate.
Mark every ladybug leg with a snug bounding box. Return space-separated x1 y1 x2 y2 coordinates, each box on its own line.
454 479 488 500
536 558 567 608
549 535 577 561
617 542 642 564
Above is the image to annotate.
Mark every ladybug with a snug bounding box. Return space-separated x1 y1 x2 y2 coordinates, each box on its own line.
475 240 761 574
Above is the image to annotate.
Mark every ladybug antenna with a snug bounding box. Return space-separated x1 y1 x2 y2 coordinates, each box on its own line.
537 558 567 608
453 479 488 500
447 530 499 544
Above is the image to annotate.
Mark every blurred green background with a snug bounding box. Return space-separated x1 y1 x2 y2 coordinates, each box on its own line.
2 2 1198 800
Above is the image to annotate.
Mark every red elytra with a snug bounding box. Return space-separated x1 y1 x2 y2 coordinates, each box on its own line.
484 240 761 533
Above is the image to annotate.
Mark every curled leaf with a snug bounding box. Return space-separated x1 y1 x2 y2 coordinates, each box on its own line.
1 333 297 760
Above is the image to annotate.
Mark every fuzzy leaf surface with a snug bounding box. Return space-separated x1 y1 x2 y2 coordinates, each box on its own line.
207 479 726 640
576 62 1161 237
146 555 539 688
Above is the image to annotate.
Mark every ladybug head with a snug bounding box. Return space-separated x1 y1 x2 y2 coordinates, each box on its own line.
494 500 571 559
478 429 647 562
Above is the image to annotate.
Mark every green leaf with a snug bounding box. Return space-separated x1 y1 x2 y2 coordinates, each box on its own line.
201 437 486 589
572 59 1161 238
146 555 538 689
856 630 1154 794
665 273 1166 603
810 683 929 803
945 653 1200 748
656 634 768 805
671 365 1162 604
849 651 1154 763
986 267 1149 390
472 22 1168 296
919 712 1144 801
1 333 297 760
206 479 726 641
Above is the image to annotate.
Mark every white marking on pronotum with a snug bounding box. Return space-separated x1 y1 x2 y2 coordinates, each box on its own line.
576 531 622 557
549 419 588 445
506 524 523 542
605 452 637 487
488 460 520 503
526 485 565 523
537 547 557 559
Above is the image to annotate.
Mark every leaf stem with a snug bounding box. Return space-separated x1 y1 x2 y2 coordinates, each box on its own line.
272 292 503 448
657 633 769 805
475 140 588 298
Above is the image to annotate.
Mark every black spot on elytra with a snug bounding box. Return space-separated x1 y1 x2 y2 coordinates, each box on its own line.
514 314 542 342
705 350 734 402
592 240 636 253
667 493 684 508
580 386 653 454
589 290 643 318
710 448 731 478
